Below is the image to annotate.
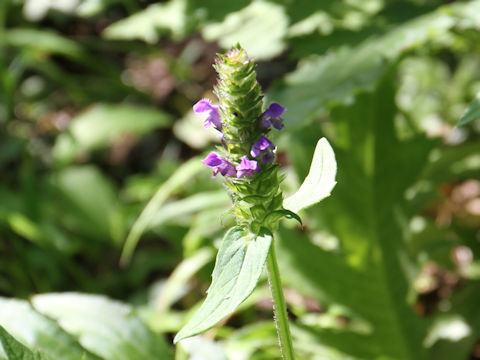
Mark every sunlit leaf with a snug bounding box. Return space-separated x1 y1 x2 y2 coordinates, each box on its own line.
0 298 97 360
32 293 172 360
53 103 171 162
103 0 189 42
174 227 272 343
0 325 53 360
54 165 122 243
202 1 288 60
283 138 337 213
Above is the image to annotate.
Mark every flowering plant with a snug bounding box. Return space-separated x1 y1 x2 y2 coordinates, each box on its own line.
174 45 337 359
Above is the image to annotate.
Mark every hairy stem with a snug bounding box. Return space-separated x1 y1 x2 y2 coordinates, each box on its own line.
266 240 295 360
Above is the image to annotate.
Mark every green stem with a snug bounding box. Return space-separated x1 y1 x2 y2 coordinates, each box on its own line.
266 240 295 360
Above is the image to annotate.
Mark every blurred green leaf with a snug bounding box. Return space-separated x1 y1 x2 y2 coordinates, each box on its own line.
32 293 172 360
6 29 89 62
202 1 288 60
103 0 189 42
283 137 337 213
269 1 480 128
54 165 122 243
149 191 230 229
121 157 204 264
54 103 171 161
0 298 98 360
458 93 480 126
174 227 272 343
276 76 434 359
155 247 214 313
224 322 278 360
0 325 53 360
180 336 227 360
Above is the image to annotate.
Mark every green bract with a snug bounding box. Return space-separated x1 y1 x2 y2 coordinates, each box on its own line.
212 46 285 231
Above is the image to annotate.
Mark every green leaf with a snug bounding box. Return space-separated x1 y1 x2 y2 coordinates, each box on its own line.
283 137 337 213
0 325 53 360
202 1 289 60
149 191 230 229
121 157 205 265
269 0 480 128
276 75 433 360
53 103 171 162
54 165 122 243
0 298 98 360
31 293 173 360
6 29 90 63
458 93 480 126
174 227 273 343
103 0 189 42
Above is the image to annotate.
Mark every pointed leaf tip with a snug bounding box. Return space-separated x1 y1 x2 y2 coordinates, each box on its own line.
457 93 480 126
283 137 337 213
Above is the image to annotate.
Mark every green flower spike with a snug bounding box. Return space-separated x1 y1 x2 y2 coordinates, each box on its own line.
175 45 337 360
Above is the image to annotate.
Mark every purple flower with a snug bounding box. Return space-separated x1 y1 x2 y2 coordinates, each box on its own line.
250 135 275 157
251 136 276 164
193 99 222 130
202 152 236 177
261 151 275 164
260 102 286 130
236 156 259 178
260 103 286 130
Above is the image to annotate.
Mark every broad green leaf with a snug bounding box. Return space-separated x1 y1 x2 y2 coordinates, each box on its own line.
174 227 273 343
202 1 289 60
103 0 189 42
6 29 89 62
276 75 432 359
53 166 122 243
458 93 480 126
283 138 337 213
31 293 172 360
0 326 53 360
0 298 98 360
53 103 171 161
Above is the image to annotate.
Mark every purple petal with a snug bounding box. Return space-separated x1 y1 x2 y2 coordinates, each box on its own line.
206 110 222 129
261 151 275 164
193 99 214 113
250 135 275 157
202 152 223 167
220 162 237 177
236 156 259 178
193 99 222 130
260 118 271 130
262 102 286 118
202 152 235 178
271 117 284 130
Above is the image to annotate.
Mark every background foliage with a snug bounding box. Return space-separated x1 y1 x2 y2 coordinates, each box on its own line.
1 0 480 359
